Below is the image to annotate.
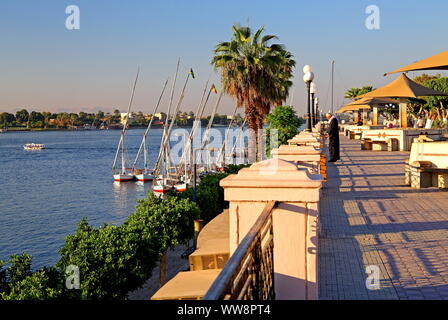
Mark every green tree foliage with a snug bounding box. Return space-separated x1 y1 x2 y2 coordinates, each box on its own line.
15 109 29 123
0 254 66 300
56 218 158 300
423 77 448 109
266 105 303 152
344 86 374 100
2 268 64 300
224 164 251 174
124 194 200 257
178 168 248 224
0 113 15 126
413 73 441 85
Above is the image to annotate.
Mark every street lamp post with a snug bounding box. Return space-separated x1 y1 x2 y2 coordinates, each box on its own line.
310 83 317 127
315 97 319 124
303 66 315 132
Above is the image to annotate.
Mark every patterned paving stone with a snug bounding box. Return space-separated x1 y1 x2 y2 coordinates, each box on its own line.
319 136 448 300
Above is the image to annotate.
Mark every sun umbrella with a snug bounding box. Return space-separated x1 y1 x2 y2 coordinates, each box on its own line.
363 74 448 99
336 104 370 113
362 74 448 127
347 97 398 106
385 50 448 76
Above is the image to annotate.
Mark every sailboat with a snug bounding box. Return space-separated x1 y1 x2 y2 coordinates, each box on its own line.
175 79 214 192
112 68 140 182
133 79 169 182
153 62 193 194
197 91 224 174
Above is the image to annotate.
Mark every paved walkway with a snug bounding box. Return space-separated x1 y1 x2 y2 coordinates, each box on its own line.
319 136 448 300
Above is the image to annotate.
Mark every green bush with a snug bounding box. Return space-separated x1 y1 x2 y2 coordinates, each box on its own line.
124 193 200 258
0 254 66 300
56 218 158 300
225 164 251 174
178 173 229 224
266 106 303 155
1 268 63 300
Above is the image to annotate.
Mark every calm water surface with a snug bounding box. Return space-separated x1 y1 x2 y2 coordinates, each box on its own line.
0 129 165 269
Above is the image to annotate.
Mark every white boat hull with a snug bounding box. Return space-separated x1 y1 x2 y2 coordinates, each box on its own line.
153 185 171 193
114 174 135 182
136 173 155 182
174 183 187 193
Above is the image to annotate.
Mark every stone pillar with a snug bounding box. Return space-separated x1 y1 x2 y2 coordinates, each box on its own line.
372 106 378 126
220 159 323 300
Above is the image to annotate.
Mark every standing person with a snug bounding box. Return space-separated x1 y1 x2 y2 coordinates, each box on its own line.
326 113 340 163
417 116 425 129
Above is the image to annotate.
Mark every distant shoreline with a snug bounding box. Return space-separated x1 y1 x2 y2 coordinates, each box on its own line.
1 124 233 132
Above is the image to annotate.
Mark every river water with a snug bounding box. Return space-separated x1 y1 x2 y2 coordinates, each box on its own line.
0 129 167 269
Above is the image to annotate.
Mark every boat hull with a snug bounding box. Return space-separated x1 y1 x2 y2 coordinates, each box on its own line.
153 186 170 193
174 183 187 193
136 173 155 182
114 174 135 182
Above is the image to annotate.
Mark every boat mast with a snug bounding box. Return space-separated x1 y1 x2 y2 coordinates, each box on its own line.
198 92 223 168
230 117 247 164
154 60 180 177
178 78 211 173
154 68 192 177
216 105 238 166
112 67 140 174
133 78 169 171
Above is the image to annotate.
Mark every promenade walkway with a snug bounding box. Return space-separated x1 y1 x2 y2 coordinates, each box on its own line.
319 135 448 300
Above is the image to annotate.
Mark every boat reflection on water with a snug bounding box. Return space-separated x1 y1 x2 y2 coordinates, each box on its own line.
112 181 153 218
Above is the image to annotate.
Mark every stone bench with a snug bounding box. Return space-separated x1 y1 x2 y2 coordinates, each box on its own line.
361 138 399 152
405 141 448 189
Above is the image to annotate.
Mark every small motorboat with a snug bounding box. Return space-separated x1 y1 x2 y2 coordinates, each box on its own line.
24 143 45 150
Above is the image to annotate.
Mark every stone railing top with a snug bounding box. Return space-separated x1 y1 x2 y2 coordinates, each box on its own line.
298 131 320 137
220 158 323 189
271 145 321 156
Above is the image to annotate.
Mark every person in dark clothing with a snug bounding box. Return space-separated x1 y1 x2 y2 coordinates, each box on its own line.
326 113 340 163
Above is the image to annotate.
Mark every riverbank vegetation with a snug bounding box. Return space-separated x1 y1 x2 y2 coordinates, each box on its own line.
0 109 244 130
0 165 248 300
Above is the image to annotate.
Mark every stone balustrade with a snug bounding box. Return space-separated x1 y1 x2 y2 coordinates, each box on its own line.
271 144 327 181
219 158 323 299
152 128 326 301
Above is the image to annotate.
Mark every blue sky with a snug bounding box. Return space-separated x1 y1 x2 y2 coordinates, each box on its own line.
1 0 447 115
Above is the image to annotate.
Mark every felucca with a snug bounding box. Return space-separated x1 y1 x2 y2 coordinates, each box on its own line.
112 68 139 182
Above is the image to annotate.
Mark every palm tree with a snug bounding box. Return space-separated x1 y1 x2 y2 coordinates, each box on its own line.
344 86 374 101
211 25 295 161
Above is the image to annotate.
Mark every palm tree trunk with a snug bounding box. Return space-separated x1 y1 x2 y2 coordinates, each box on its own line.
246 105 258 164
256 119 265 161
